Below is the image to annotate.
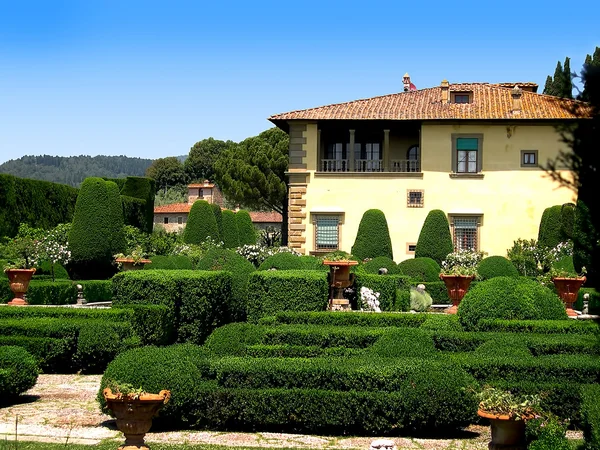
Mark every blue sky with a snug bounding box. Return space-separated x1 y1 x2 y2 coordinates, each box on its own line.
0 0 598 164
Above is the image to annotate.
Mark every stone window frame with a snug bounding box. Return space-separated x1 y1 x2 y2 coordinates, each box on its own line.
406 243 417 255
520 150 538 168
451 134 484 174
407 189 424 208
312 214 343 252
448 214 483 252
451 91 473 104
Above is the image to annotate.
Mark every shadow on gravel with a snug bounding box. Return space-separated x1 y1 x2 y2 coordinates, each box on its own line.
0 394 40 407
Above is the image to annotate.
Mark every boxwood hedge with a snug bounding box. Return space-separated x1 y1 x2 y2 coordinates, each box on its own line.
235 210 257 245
0 346 38 398
477 256 519 280
414 210 453 265
259 311 426 328
397 257 440 282
351 209 393 260
582 384 600 449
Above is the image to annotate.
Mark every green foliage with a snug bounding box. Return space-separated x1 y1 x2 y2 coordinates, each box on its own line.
260 311 426 327
354 273 400 311
211 203 223 240
145 255 194 270
560 203 576 241
112 269 232 344
0 346 38 397
370 328 438 358
235 210 257 245
397 257 441 282
415 210 453 265
34 260 70 280
258 252 305 270
247 270 328 322
543 58 573 98
183 200 219 245
351 209 393 260
582 384 600 449
197 248 256 321
221 209 240 249
357 256 400 275
80 280 113 302
573 200 599 283
68 178 126 279
119 176 155 233
0 174 78 238
526 416 571 450
124 304 175 346
204 323 266 357
145 156 187 193
154 184 188 206
477 255 519 280
185 137 233 183
458 277 568 330
120 195 146 232
476 319 598 334
419 314 463 332
538 205 564 249
410 288 432 312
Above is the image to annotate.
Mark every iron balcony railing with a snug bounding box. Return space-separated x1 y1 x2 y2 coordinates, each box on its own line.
320 159 420 173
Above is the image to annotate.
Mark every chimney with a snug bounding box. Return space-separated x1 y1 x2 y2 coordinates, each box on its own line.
511 85 523 112
441 80 450 104
403 73 411 92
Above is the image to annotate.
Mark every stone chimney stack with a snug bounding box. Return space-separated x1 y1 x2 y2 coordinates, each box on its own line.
441 80 450 104
403 73 411 92
511 85 523 112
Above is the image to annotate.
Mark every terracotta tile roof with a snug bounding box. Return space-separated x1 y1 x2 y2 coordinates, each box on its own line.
269 82 588 122
153 204 282 223
249 211 283 223
154 203 191 214
188 183 215 188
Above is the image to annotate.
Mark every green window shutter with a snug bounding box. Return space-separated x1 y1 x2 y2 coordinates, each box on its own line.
456 138 478 150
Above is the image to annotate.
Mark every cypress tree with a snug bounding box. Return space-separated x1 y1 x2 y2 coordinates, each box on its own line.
543 76 554 96
235 210 257 245
221 210 240 249
414 210 453 265
183 200 219 245
562 57 573 99
551 61 565 97
351 209 393 260
211 203 223 241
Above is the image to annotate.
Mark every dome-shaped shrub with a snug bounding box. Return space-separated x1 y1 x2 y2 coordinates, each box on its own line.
477 256 519 280
235 210 257 246
221 210 240 249
458 277 567 330
397 257 441 282
298 255 328 271
197 248 256 321
0 346 38 397
415 210 453 265
183 200 219 245
211 203 223 240
258 252 305 271
351 209 393 260
69 178 126 279
358 256 400 275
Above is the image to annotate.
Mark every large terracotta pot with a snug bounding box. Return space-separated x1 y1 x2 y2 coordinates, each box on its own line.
552 276 586 317
478 410 531 450
103 387 170 450
116 258 152 272
4 268 36 306
440 274 474 314
323 260 359 311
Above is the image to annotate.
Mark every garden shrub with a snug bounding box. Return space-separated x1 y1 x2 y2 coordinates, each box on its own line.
68 178 126 279
204 323 266 357
235 210 257 245
357 256 399 275
211 203 223 240
369 328 438 358
419 314 462 332
298 255 328 271
397 257 440 282
477 256 519 280
582 384 600 450
418 281 455 303
124 304 174 346
258 252 306 271
0 280 77 305
245 345 361 358
0 346 38 398
0 306 132 321
575 288 600 314
573 200 599 285
537 205 564 249
414 210 453 265
221 210 239 249
526 416 571 450
259 311 426 328
354 273 398 311
477 319 598 334
183 200 219 245
197 248 256 321
120 176 155 233
351 209 393 260
34 260 70 280
247 271 328 322
112 270 232 344
395 288 410 312
262 325 384 348
145 255 194 270
0 174 78 238
475 339 533 359
121 195 146 234
79 279 113 302
458 277 567 330
0 336 70 373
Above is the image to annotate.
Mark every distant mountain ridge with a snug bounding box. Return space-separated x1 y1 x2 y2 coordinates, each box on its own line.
0 154 182 187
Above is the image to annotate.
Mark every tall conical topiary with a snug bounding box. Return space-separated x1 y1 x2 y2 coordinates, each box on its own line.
235 210 257 246
183 200 219 245
537 205 563 249
415 210 453 265
68 177 126 279
221 210 240 249
351 209 393 260
211 203 223 241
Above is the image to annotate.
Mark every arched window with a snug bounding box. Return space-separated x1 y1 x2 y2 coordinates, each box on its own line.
406 145 420 172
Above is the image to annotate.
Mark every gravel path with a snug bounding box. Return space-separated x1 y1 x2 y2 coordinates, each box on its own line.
0 375 582 448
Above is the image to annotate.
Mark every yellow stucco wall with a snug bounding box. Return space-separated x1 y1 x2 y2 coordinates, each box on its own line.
299 122 575 261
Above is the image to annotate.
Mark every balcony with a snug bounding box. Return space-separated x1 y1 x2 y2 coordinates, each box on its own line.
320 159 420 173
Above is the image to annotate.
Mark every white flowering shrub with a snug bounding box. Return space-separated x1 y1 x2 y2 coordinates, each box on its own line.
236 244 301 267
360 286 381 312
441 250 485 276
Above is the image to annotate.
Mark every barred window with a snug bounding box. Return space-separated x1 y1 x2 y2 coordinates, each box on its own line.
407 190 424 207
315 216 340 250
451 216 480 251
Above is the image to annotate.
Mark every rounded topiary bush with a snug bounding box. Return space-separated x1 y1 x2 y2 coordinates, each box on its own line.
298 255 328 271
204 323 266 357
358 256 400 275
221 210 240 249
211 203 223 240
0 346 38 398
258 252 305 271
458 277 568 330
235 210 257 246
68 178 126 279
477 256 519 280
183 200 219 245
397 257 441 282
144 255 194 270
197 248 256 321
415 210 454 265
99 345 204 428
34 261 70 279
351 209 393 260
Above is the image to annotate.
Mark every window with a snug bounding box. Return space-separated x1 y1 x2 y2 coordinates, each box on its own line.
406 243 417 254
314 215 341 251
163 217 169 224
450 216 481 251
407 189 424 208
452 92 472 104
452 134 483 173
406 145 420 172
521 150 538 167
177 216 183 224
199 189 204 198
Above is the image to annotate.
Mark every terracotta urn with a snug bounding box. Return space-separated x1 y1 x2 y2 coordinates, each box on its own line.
116 258 152 272
323 260 359 311
440 274 474 314
103 387 170 450
552 276 586 317
4 268 36 306
322 260 358 282
478 410 531 450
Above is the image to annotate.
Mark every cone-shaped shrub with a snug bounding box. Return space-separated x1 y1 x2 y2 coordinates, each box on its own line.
351 209 393 260
183 200 219 245
560 203 576 241
222 210 240 249
68 178 125 279
236 210 257 245
538 205 563 249
211 203 223 241
415 210 453 265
